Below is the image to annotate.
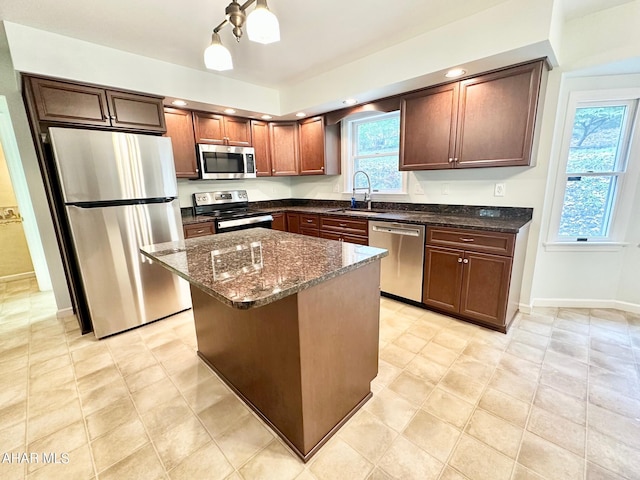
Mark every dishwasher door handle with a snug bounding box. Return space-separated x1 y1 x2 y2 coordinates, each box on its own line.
372 225 421 237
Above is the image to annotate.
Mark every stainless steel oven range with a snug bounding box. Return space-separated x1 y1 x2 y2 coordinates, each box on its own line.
193 190 273 233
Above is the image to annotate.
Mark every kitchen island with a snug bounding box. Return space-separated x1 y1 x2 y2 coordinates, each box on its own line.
140 228 387 461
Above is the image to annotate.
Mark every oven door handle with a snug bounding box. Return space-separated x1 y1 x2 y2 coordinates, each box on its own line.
217 214 274 230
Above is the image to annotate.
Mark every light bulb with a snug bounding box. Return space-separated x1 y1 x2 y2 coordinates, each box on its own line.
204 33 233 71
246 0 280 44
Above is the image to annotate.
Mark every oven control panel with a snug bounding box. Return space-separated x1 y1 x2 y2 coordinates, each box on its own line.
194 190 248 206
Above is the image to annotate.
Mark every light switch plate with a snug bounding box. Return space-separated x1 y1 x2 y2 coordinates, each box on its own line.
442 183 450 195
494 183 506 197
414 182 425 195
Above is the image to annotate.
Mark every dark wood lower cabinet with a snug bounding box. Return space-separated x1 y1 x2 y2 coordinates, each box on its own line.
271 213 286 231
423 226 527 332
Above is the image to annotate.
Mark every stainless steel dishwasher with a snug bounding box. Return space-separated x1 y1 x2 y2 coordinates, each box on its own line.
369 221 425 303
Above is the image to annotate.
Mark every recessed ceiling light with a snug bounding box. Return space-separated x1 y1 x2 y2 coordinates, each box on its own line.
172 100 188 106
343 98 358 106
445 68 466 78
295 112 306 118
261 114 273 120
224 108 236 114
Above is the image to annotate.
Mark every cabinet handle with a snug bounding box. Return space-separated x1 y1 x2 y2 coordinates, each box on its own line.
321 166 324 171
339 223 347 227
110 115 116 120
448 158 453 163
463 258 469 264
272 169 275 173
306 219 313 223
458 258 463 263
195 229 205 234
454 157 459 162
460 238 475 242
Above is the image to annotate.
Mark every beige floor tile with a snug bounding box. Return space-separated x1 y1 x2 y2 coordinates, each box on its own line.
365 388 418 432
506 341 545 364
478 388 530 428
543 350 589 380
403 410 460 462
131 376 181 412
387 371 434 406
586 461 628 480
377 435 442 480
451 355 495 383
423 387 474 429
123 364 167 393
539 366 587 400
78 378 129 416
462 342 503 365
406 323 439 342
25 443 94 480
551 327 589 346
338 410 396 463
465 409 522 458
589 366 640 399
153 414 212 471
215 414 274 468
587 429 640 479
588 384 640 419
170 359 217 390
197 393 250 437
0 457 25 480
73 351 114 379
404 355 448 384
487 368 537 403
526 406 585 456
26 420 88 473
75 364 121 395
548 338 588 362
449 434 513 480
498 352 541 379
533 385 586 425
27 398 83 443
181 375 230 412
237 440 303 480
588 403 640 450
372 359 402 389
90 418 149 473
439 370 485 404
309 437 373 480
519 320 553 337
392 332 428 353
29 352 71 379
419 341 460 367
98 443 165 480
590 349 637 378
379 343 416 368
29 364 75 393
0 421 25 452
439 466 470 480
512 330 550 352
141 394 193 436
85 396 138 440
114 348 158 377
511 463 546 480
366 467 393 480
27 382 79 418
518 432 584 479
432 330 468 353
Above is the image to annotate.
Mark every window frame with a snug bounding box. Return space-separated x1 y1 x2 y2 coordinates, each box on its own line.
548 90 640 246
341 110 407 195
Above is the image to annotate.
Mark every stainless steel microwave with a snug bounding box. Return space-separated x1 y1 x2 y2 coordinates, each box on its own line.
197 144 256 180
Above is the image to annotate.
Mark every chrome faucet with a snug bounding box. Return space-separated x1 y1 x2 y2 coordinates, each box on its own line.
352 170 372 210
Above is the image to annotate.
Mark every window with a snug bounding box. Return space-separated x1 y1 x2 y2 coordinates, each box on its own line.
551 98 638 243
346 111 406 194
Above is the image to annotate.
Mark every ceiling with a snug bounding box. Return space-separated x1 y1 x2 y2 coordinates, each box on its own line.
0 0 633 90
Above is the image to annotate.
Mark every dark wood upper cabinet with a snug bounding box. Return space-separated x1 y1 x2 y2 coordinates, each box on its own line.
251 120 272 177
27 76 165 133
270 122 299 176
298 116 340 175
164 108 198 178
193 112 251 146
400 60 544 170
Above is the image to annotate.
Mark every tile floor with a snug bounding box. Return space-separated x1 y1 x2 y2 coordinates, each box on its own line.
1 277 640 480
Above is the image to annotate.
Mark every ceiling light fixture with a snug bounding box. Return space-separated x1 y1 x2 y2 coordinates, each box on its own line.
343 98 358 106
445 68 466 78
204 0 280 72
295 112 306 118
172 100 188 107
224 108 237 114
261 114 273 120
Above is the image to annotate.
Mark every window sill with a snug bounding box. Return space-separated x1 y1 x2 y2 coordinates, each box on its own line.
543 241 629 252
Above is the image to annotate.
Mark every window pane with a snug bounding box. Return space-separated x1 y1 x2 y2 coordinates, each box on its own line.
354 156 402 191
567 105 626 172
558 175 617 237
356 116 400 155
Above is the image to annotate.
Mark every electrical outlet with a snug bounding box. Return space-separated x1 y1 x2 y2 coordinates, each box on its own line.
494 183 506 197
414 182 425 195
333 182 341 193
442 183 450 195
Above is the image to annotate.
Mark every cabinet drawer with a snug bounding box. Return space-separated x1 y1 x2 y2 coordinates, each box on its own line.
320 231 368 245
320 216 368 236
299 227 320 237
299 214 319 228
427 227 515 256
184 222 215 238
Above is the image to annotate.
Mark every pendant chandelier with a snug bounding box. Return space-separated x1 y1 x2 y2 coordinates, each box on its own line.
204 0 280 71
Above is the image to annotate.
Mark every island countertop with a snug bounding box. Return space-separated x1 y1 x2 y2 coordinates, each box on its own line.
141 228 388 309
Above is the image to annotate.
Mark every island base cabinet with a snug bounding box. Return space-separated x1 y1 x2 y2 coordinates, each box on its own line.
191 261 381 461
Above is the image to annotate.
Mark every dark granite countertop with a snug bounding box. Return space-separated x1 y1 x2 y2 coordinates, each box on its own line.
182 200 532 233
141 228 388 309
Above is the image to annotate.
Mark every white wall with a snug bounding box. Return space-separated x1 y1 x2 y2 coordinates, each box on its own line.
177 178 292 208
617 183 640 307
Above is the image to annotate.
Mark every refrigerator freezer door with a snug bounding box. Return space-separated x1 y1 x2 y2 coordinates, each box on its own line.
66 199 191 338
49 127 177 203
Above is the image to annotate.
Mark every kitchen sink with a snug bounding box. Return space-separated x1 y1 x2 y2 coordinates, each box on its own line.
328 209 386 217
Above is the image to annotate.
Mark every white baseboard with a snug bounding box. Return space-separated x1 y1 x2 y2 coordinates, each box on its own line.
518 303 533 314
56 307 74 318
0 271 35 283
532 298 640 314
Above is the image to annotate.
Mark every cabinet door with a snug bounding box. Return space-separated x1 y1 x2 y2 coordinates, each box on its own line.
193 112 225 144
423 246 463 314
270 122 299 176
29 77 111 127
224 117 252 146
106 91 166 132
299 116 326 175
164 108 198 178
251 120 272 176
455 61 543 168
399 83 458 170
184 222 215 238
460 252 512 327
271 213 287 231
286 213 300 233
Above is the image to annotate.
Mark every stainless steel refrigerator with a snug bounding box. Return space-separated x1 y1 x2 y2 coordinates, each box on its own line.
49 127 191 338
